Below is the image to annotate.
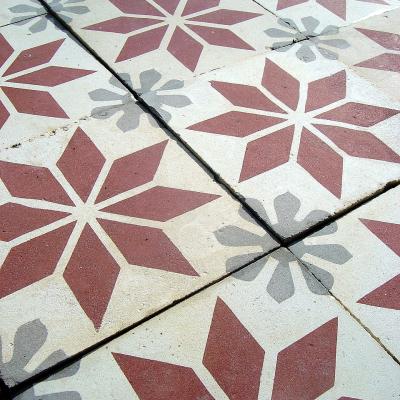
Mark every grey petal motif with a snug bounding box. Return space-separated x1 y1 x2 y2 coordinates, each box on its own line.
214 192 352 303
265 16 350 62
9 0 89 33
88 70 191 133
0 319 81 398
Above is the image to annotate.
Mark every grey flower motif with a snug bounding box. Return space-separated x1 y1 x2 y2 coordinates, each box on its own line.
9 0 89 33
265 16 350 62
0 319 80 399
89 70 191 132
215 192 352 303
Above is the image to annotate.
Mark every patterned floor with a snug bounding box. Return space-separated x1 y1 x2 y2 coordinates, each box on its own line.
0 1 399 399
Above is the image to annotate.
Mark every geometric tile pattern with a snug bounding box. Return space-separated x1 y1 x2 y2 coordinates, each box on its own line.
16 249 400 399
145 51 400 237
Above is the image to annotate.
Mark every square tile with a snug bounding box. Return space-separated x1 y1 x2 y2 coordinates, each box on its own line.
0 102 277 388
333 8 400 102
43 0 284 85
141 50 400 239
258 0 399 28
290 186 400 358
0 1 46 29
0 15 125 149
14 249 400 399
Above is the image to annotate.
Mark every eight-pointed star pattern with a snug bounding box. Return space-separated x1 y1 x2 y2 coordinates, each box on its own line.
83 0 262 71
188 59 400 198
0 128 220 330
268 0 391 21
0 33 94 130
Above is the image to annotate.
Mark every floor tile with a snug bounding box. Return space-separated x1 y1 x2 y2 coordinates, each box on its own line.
142 50 400 239
14 249 400 399
0 14 124 149
290 186 400 359
0 101 277 388
332 8 400 102
43 0 284 86
0 1 46 28
258 0 399 28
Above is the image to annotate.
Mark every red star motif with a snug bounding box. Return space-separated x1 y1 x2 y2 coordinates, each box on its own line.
188 60 400 198
355 28 400 73
275 0 389 20
113 298 340 400
0 35 95 129
84 0 261 71
0 129 219 329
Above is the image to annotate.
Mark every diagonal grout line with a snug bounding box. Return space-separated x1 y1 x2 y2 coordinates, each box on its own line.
8 245 280 398
288 248 400 366
286 179 400 246
3 1 396 395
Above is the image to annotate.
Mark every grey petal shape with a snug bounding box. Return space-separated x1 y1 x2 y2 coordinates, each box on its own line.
11 16 33 24
242 198 272 226
91 105 121 119
296 44 317 62
118 73 133 89
60 14 73 23
89 88 123 102
215 225 264 247
29 16 48 33
273 43 293 51
9 4 40 13
47 361 80 381
304 209 331 230
157 94 192 108
319 38 350 49
155 107 172 122
139 69 162 93
320 25 339 35
63 5 90 14
117 103 142 132
38 392 81 400
278 17 298 31
304 243 352 265
317 46 338 60
35 349 67 376
158 79 184 91
309 223 338 237
274 192 301 230
229 254 267 280
267 259 295 303
300 262 332 293
301 16 320 34
265 28 294 38
225 252 265 275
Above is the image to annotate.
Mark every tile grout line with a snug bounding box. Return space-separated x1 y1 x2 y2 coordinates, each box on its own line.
1 2 396 396
0 13 47 31
8 246 279 398
288 248 400 366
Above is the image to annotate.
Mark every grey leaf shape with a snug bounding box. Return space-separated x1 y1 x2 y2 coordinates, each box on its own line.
89 88 123 102
317 46 339 60
229 253 267 280
300 262 333 293
274 192 301 230
29 16 49 33
63 5 90 14
304 243 352 265
301 16 320 34
9 4 40 13
296 44 317 62
319 38 350 49
117 102 142 132
215 225 264 247
265 28 294 38
278 18 298 31
139 69 162 93
267 259 295 302
242 198 272 226
47 361 80 381
155 107 172 122
158 79 185 91
156 94 192 108
91 105 121 119
320 25 339 35
304 209 331 231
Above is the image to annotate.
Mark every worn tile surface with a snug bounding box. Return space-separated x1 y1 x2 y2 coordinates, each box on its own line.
332 8 400 102
15 249 400 399
0 102 277 387
142 50 400 238
258 0 400 27
0 15 121 149
0 1 46 28
43 0 285 86
290 186 400 358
